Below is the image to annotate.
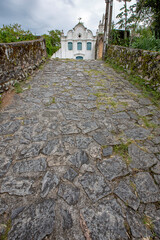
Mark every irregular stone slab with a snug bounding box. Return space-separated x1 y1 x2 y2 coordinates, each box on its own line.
63 168 78 182
0 157 12 177
114 180 140 210
126 209 152 238
32 132 48 142
5 145 17 158
97 156 129 181
152 136 160 145
154 175 160 185
133 172 160 203
112 112 130 119
135 107 152 116
42 139 59 155
18 143 42 159
81 199 128 239
102 146 113 157
0 121 21 135
124 127 150 140
8 199 55 240
0 198 8 215
61 124 80 134
128 144 157 170
63 111 79 121
88 143 101 159
77 121 98 134
83 102 96 109
92 130 110 145
62 136 75 148
13 157 47 173
0 176 34 196
67 150 89 169
144 209 160 238
79 172 111 202
11 206 25 220
41 171 59 198
42 110 59 118
87 95 97 101
23 118 38 125
58 183 80 205
76 135 92 149
151 162 160 174
22 127 33 140
61 209 73 230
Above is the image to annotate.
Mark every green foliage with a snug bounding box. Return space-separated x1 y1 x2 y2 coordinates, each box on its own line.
0 24 61 58
136 0 160 38
0 23 36 43
110 28 130 47
14 82 23 93
116 0 132 39
113 142 132 166
131 36 160 51
51 97 56 104
130 26 160 51
0 219 12 240
43 30 61 57
139 116 158 129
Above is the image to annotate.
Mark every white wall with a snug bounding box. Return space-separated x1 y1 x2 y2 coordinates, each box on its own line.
52 23 96 60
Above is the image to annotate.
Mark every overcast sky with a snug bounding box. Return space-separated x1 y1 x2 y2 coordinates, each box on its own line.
0 0 136 35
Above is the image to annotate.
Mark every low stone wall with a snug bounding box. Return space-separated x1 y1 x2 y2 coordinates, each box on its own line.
0 37 47 92
107 45 160 90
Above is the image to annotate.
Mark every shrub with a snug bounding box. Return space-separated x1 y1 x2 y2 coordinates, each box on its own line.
131 36 160 51
0 24 36 43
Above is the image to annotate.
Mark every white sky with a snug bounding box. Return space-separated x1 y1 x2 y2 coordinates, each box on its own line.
0 0 136 35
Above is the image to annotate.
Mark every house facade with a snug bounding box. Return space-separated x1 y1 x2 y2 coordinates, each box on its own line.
51 22 97 60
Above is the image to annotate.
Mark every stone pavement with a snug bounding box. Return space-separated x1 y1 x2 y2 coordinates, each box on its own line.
0 59 160 240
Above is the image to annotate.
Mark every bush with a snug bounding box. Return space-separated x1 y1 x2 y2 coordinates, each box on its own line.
0 24 36 43
131 36 160 51
43 30 61 57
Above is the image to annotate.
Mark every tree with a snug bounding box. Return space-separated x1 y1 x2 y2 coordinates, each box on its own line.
43 30 61 57
116 0 131 39
136 0 160 38
48 30 61 50
0 23 35 43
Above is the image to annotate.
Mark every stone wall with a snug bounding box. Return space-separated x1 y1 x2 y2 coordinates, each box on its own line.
107 45 160 90
0 37 47 92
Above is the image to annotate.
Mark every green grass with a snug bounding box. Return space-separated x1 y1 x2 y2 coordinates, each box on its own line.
14 82 23 93
142 215 154 231
130 181 137 192
85 69 106 76
107 98 117 108
0 219 12 240
139 116 158 129
93 92 107 98
113 142 132 166
40 85 49 88
105 59 160 107
51 97 56 104
27 85 31 90
119 102 128 107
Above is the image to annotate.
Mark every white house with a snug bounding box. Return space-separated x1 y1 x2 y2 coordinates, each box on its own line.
51 22 97 60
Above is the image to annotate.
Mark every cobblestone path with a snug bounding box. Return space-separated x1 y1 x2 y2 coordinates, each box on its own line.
0 59 160 240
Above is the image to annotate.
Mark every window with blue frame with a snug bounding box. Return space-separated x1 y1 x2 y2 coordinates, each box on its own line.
68 42 73 50
77 42 82 50
87 42 92 50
